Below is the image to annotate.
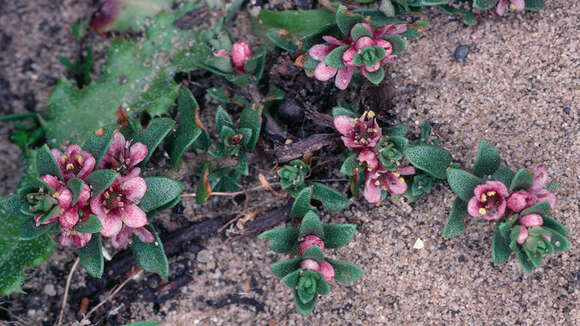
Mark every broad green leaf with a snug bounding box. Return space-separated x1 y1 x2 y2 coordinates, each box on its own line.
472 0 499 10
298 211 324 239
381 34 406 54
350 23 372 41
83 126 115 166
258 227 299 254
499 218 518 239
206 87 230 103
266 29 298 53
525 0 544 11
78 235 104 278
139 177 183 213
405 145 452 179
510 169 534 192
0 210 54 295
513 245 534 273
131 230 169 280
322 224 356 248
546 229 569 252
541 216 568 237
271 257 301 279
74 215 103 234
384 124 408 137
365 66 385 85
290 187 314 219
294 289 317 316
332 106 358 119
325 258 364 282
239 103 262 152
2 195 24 217
442 197 467 238
471 139 500 177
67 178 84 206
215 106 234 133
166 87 204 165
491 166 515 189
492 222 511 264
85 170 118 198
324 46 349 68
340 152 359 176
336 5 365 36
282 269 301 287
257 9 336 37
301 245 324 264
18 218 52 240
244 47 267 80
36 145 62 180
520 201 551 218
446 168 484 202
524 246 542 267
129 118 175 165
317 276 330 295
311 182 349 212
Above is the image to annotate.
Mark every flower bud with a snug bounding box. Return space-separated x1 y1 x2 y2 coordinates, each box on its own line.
300 259 320 271
519 214 543 227
507 190 531 212
231 41 252 70
318 261 335 281
298 235 325 254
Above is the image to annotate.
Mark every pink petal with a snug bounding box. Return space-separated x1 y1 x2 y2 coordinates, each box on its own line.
358 150 378 169
309 44 333 61
492 199 507 220
56 189 73 209
72 232 92 248
376 39 393 56
355 36 375 50
135 227 155 243
129 142 148 168
51 149 64 167
333 115 355 136
98 213 123 238
76 183 91 207
322 35 346 46
313 62 337 81
90 196 106 221
519 214 543 227
507 190 531 213
467 197 483 217
298 235 325 254
41 175 63 190
318 261 335 281
374 24 406 38
232 41 252 70
397 166 416 176
59 208 79 229
363 176 381 203
530 167 549 190
385 172 407 195
300 259 320 271
342 47 357 66
496 0 507 15
517 226 528 244
335 66 354 90
511 0 525 11
111 226 132 249
534 190 556 209
78 155 96 180
120 203 147 228
121 177 147 202
365 62 381 72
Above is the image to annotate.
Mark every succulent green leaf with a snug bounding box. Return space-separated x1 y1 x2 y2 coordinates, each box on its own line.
499 218 518 239
139 177 183 213
350 23 372 41
513 244 534 273
270 257 301 279
290 187 314 219
509 226 522 249
18 218 52 240
298 211 324 239
166 88 203 165
239 104 262 152
258 227 299 254
131 230 169 280
215 106 234 133
340 153 360 176
207 87 230 103
405 145 452 179
2 195 24 217
317 276 330 295
244 47 267 80
381 34 406 54
74 215 103 234
541 216 568 237
311 182 349 212
471 139 500 177
546 229 569 252
36 145 62 180
492 222 512 264
282 269 302 288
384 124 408 137
364 66 385 85
332 106 358 119
85 170 118 198
325 258 364 282
257 9 336 37
336 5 365 36
324 45 349 68
294 289 317 316
442 197 467 238
301 245 325 264
83 126 115 167
491 166 515 189
472 0 499 10
388 136 409 153
524 246 542 267
446 168 484 202
129 118 175 166
66 178 84 206
525 0 544 11
509 169 534 192
520 201 551 218
78 234 104 278
322 224 356 248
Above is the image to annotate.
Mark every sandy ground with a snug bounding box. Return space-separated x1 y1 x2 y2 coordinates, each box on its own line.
1 0 579 325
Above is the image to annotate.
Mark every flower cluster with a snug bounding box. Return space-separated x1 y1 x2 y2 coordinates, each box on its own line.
298 235 334 281
334 111 415 203
31 131 153 249
309 23 405 89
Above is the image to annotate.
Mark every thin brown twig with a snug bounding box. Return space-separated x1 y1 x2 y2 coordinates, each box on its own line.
180 182 281 198
81 270 143 323
56 257 80 326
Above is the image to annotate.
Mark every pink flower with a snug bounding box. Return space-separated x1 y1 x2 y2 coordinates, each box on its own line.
363 166 415 203
298 235 325 254
507 190 533 213
99 131 148 177
110 225 155 249
496 0 525 16
90 176 148 238
309 36 354 90
60 228 92 248
300 259 320 271
232 41 252 70
333 111 382 150
507 167 556 212
516 214 543 244
34 175 90 227
318 261 335 281
51 145 96 181
467 181 509 220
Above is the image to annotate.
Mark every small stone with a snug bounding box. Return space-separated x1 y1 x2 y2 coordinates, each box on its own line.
197 249 213 263
277 97 304 125
413 238 424 249
365 305 376 315
454 45 470 61
44 284 57 296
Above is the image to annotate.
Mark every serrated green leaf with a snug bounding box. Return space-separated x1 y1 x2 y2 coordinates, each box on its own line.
322 224 356 248
78 234 104 278
324 45 349 68
258 227 299 254
139 177 183 213
513 244 534 273
85 170 118 198
66 178 84 206
405 145 452 179
472 0 499 10
491 166 515 189
83 126 115 167
541 216 568 237
166 88 203 165
271 257 301 279
365 66 385 85
129 118 175 166
298 211 324 239
290 187 314 219
282 269 302 288
239 104 262 152
311 182 349 212
446 168 484 202
520 201 551 218
381 34 406 54
510 169 534 192
294 289 317 316
442 197 467 238
18 218 52 240
336 5 365 36
215 106 234 133
74 215 103 234
325 258 364 282
492 222 511 264
472 139 500 177
36 145 62 180
132 230 169 280
301 245 324 264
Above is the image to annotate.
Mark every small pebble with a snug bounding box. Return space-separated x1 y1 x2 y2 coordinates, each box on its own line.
413 238 424 249
197 249 213 263
43 284 56 296
454 45 470 61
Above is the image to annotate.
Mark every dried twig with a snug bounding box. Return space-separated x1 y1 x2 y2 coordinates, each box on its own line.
180 182 281 198
56 257 80 326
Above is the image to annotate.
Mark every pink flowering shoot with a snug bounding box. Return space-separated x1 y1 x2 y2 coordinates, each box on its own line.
516 213 543 244
506 167 556 212
333 111 381 151
99 131 148 176
467 181 509 220
111 225 155 249
496 0 525 16
364 166 415 203
51 145 96 181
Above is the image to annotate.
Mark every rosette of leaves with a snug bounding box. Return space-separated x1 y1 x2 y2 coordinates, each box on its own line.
493 201 569 273
278 160 350 213
259 211 363 316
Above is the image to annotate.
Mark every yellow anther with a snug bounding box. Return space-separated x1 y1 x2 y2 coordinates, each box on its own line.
367 110 375 118
487 191 496 196
61 155 68 164
398 178 405 184
479 208 487 215
509 3 516 9
66 163 74 170
74 154 83 165
382 186 388 190
481 194 487 202
122 215 128 222
393 172 400 177
375 180 381 186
